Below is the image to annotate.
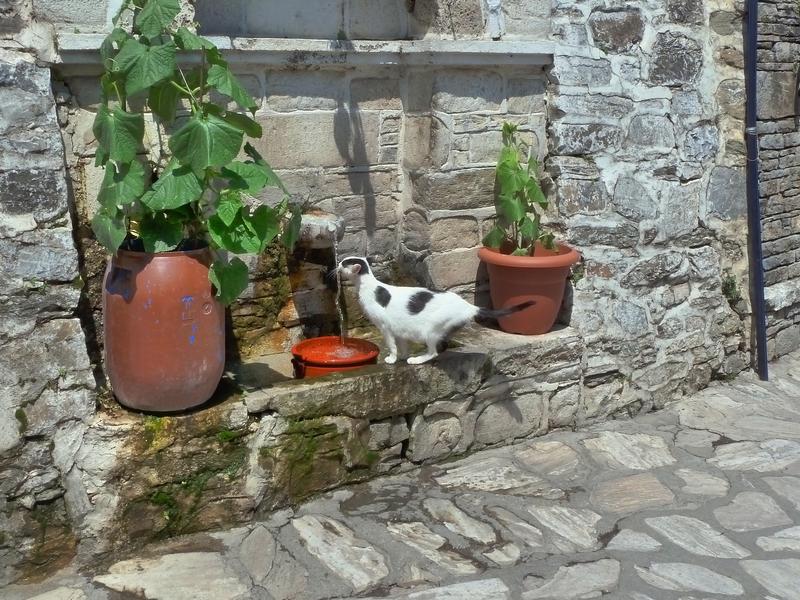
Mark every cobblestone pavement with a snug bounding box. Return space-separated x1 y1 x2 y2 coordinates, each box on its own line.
6 352 800 600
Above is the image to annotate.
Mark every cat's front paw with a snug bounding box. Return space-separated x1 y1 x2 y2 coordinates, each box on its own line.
407 354 435 365
384 354 398 364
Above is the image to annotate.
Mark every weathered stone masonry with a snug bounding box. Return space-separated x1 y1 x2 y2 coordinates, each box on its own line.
758 0 800 358
1 0 800 588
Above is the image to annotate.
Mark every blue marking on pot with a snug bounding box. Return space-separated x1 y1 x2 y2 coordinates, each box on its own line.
189 323 198 345
143 298 153 310
189 335 196 345
182 295 194 304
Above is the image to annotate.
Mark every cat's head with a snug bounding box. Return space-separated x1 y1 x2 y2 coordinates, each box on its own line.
338 256 372 280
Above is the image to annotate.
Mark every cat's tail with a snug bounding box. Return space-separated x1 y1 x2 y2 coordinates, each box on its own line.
475 300 536 321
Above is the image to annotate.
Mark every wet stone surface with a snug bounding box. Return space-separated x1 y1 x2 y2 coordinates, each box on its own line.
5 352 800 599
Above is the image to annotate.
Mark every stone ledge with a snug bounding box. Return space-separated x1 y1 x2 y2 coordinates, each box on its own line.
54 34 555 71
236 326 583 420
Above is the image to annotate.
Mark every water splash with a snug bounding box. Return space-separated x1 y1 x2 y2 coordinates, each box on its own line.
330 222 347 345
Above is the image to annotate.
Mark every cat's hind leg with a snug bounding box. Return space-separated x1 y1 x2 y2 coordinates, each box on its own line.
407 336 440 365
382 330 399 364
396 338 410 362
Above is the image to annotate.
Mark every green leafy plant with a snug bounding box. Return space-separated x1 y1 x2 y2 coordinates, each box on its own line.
482 122 555 256
91 0 301 305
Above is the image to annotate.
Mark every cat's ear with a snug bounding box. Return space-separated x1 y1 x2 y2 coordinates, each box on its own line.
350 263 362 274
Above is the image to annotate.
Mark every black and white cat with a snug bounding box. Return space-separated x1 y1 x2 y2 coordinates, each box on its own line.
337 257 535 364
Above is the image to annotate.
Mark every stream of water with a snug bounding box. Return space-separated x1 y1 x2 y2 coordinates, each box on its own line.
330 224 347 345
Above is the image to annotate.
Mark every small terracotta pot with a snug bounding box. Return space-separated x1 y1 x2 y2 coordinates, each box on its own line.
103 248 225 412
291 336 380 379
478 243 581 335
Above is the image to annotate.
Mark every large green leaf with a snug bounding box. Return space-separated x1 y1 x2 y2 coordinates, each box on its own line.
282 202 302 250
207 63 258 113
519 216 539 241
148 78 180 122
216 191 244 227
135 0 180 37
209 256 249 306
92 208 128 253
98 160 147 208
247 205 280 253
175 26 215 50
221 161 269 194
100 28 132 71
244 143 286 192
482 225 506 249
139 212 184 253
169 113 244 173
115 39 176 96
141 160 203 210
93 105 144 165
497 192 526 223
221 112 262 138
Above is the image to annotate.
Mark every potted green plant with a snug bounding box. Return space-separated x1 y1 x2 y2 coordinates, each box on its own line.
478 122 580 335
92 0 300 412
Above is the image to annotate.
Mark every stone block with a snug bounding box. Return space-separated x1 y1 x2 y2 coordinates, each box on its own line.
667 0 704 25
622 252 689 287
502 0 551 39
710 10 738 35
243 0 343 38
613 177 657 220
256 112 380 169
588 9 644 54
351 78 402 110
547 156 599 180
757 71 797 120
403 115 450 170
656 182 700 241
243 350 488 418
33 0 107 28
716 79 746 120
432 71 503 114
0 0 24 34
550 56 612 87
195 0 243 36
0 168 68 224
550 94 634 121
683 123 720 162
410 169 495 210
649 32 703 87
409 0 483 38
349 0 407 39
409 413 462 462
474 392 546 445
557 179 608 217
404 211 480 253
626 115 675 152
567 215 639 249
0 228 79 282
707 166 746 220
266 72 344 112
550 122 623 156
507 78 546 115
424 249 482 289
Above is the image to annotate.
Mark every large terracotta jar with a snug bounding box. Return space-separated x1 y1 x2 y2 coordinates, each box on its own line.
103 248 225 412
478 243 581 335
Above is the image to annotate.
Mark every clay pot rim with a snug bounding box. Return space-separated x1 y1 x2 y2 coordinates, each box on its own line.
478 243 580 269
292 336 381 367
116 247 211 259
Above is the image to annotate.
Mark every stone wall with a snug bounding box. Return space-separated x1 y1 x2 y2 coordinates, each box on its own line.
758 0 800 358
3 0 800 588
0 12 97 585
547 0 753 414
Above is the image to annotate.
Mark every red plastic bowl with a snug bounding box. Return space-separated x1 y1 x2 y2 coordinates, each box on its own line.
291 336 380 379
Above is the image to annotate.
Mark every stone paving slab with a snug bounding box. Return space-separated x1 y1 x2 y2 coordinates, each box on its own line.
4 352 800 600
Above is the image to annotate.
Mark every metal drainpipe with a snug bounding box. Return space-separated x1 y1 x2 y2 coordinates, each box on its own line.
744 0 769 380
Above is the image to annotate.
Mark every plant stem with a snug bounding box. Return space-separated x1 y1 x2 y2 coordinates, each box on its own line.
176 66 201 113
